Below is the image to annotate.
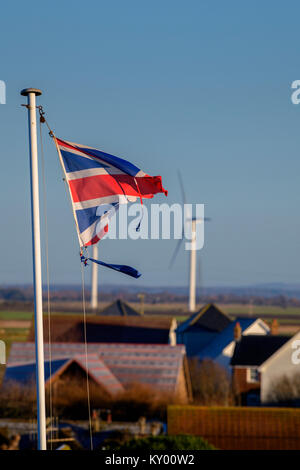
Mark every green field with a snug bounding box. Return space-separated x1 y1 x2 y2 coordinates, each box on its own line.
0 328 29 352
0 311 33 321
1 328 28 341
1 304 300 320
219 304 300 318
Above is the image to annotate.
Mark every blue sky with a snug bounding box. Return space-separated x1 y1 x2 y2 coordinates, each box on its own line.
1 0 300 288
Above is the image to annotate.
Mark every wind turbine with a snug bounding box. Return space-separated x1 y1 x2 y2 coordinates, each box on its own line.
170 171 211 312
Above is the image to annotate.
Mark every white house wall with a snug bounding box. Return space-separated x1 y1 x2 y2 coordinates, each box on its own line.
260 331 300 403
169 319 177 346
247 320 270 335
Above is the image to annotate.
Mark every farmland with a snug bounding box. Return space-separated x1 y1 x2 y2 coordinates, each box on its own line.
0 302 300 350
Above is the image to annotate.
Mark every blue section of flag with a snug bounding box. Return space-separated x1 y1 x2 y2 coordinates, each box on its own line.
60 149 109 173
77 146 140 177
75 203 119 234
75 206 99 233
88 257 141 279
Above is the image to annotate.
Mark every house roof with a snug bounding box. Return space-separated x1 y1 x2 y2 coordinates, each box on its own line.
4 359 66 384
70 354 124 392
198 317 259 360
4 354 124 394
230 335 290 366
177 303 231 334
7 342 186 392
99 299 141 316
28 315 174 344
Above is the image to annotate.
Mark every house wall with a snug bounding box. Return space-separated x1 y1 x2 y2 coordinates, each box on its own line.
51 362 111 399
214 353 231 370
177 330 217 357
175 363 189 403
169 319 177 346
248 320 270 335
223 320 269 359
216 320 270 372
260 332 300 403
232 367 260 404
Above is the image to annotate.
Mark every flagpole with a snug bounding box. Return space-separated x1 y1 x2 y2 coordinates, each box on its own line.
91 244 98 310
21 88 47 450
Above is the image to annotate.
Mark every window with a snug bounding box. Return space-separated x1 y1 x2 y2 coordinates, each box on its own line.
247 368 259 383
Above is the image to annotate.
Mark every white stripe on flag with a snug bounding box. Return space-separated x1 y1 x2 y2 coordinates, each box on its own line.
73 194 134 211
66 167 123 180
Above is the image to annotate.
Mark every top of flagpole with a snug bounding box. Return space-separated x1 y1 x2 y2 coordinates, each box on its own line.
20 88 42 96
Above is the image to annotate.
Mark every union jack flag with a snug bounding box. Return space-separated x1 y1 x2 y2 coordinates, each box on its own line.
54 137 167 247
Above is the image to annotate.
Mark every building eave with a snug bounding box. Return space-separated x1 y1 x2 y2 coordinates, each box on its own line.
258 330 300 372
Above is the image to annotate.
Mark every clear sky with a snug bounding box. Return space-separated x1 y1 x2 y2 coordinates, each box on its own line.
1 0 300 289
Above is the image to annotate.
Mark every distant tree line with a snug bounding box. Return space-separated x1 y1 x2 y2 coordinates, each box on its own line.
1 286 300 307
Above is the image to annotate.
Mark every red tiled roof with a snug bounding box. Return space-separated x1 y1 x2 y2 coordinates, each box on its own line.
7 342 186 392
4 353 124 395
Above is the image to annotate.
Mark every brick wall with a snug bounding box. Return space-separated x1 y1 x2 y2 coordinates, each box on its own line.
168 405 300 450
232 367 260 401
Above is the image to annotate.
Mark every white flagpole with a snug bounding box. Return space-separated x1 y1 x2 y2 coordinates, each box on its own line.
91 244 98 310
21 88 47 450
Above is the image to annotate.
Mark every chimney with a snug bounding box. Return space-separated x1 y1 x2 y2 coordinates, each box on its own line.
271 319 278 335
234 321 242 341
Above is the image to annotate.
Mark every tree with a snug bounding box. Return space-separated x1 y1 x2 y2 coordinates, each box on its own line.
188 358 233 406
267 373 300 404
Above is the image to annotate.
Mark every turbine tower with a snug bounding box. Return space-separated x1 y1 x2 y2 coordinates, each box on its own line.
188 217 200 312
91 244 98 310
170 171 210 312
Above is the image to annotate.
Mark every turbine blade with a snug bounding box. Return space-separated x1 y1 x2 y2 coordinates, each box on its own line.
169 236 184 269
177 170 187 205
178 170 192 221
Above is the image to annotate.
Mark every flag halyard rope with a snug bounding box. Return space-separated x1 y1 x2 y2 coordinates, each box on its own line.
80 262 94 450
39 116 53 449
39 107 94 450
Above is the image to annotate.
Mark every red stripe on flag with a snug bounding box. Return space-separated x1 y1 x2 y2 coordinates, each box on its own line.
85 224 109 246
69 174 167 203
